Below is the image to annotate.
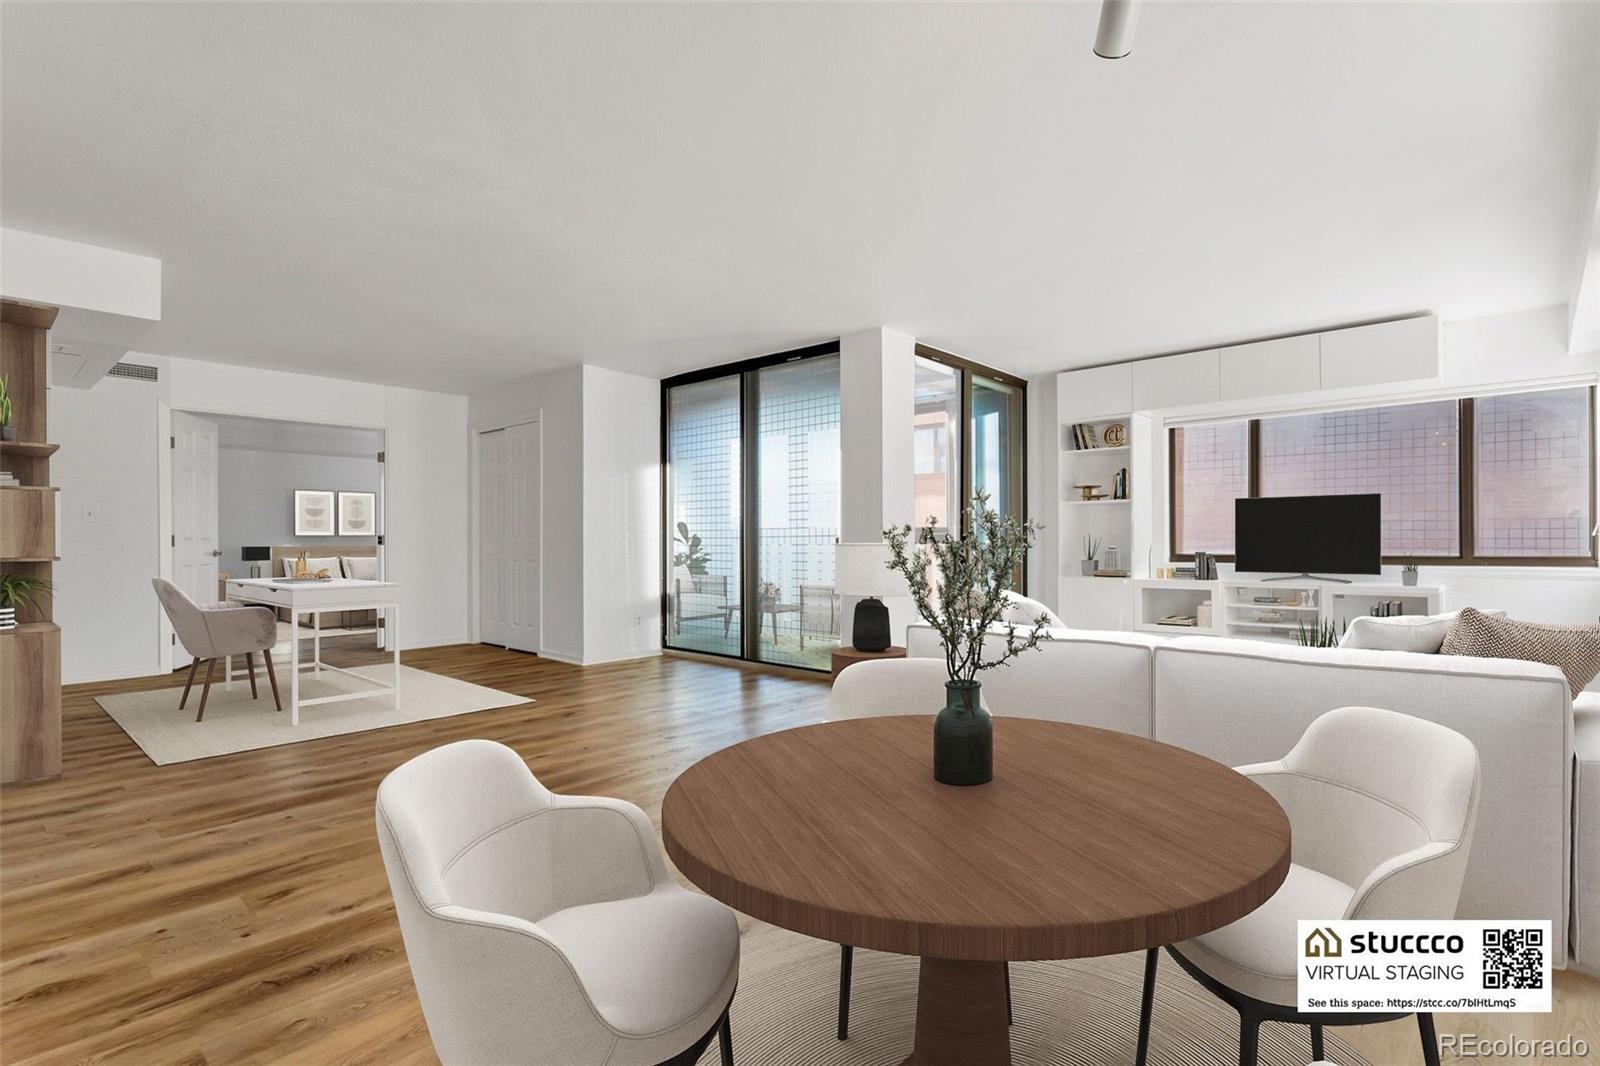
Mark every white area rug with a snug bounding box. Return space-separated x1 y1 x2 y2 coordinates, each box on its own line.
97 665 530 765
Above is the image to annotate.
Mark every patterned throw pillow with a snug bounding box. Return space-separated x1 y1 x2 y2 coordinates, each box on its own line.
1441 607 1600 698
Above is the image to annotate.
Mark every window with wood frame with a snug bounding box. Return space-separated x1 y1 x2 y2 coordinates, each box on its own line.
1168 385 1596 566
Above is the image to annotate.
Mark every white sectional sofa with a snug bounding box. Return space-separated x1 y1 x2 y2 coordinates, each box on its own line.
906 623 1587 972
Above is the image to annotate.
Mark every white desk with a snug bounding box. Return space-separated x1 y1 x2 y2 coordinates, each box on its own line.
225 578 400 725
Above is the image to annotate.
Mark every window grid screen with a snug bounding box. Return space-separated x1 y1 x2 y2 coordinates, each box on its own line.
1259 399 1460 557
1171 422 1248 555
665 377 741 656
1476 387 1593 558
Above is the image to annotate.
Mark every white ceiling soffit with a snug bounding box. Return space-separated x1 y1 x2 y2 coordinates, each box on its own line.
2 3 1597 393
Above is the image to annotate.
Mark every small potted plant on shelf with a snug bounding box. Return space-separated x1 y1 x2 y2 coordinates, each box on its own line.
884 491 1051 786
1294 618 1343 648
0 573 53 630
1080 534 1101 577
1401 561 1419 587
0 375 13 442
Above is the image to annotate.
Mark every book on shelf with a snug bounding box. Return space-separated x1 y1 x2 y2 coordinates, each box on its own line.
1070 423 1101 450
1157 614 1198 627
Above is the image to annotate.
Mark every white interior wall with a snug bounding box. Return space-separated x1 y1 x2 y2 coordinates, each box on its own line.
50 356 470 684
839 327 917 644
581 365 662 664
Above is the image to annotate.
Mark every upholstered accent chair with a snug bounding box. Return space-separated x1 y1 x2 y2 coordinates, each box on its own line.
826 659 1008 1040
151 578 280 721
1137 705 1481 1066
375 740 739 1066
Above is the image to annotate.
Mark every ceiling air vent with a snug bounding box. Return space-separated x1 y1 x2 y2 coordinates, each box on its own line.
107 361 159 382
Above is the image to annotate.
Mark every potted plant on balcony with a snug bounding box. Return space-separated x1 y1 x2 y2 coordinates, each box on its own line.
884 491 1051 786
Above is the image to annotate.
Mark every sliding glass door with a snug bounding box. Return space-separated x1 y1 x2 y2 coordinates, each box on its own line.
664 344 841 670
755 356 841 668
665 377 742 658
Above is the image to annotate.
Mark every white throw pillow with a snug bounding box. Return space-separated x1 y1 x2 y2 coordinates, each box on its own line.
284 555 341 578
341 555 379 580
1340 609 1505 654
998 590 1065 629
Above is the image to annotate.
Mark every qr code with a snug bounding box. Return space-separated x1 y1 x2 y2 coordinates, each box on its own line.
1483 928 1544 990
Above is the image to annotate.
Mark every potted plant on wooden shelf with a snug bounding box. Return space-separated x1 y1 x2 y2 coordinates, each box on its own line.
884 491 1051 786
1401 561 1419 587
0 374 13 441
0 573 53 630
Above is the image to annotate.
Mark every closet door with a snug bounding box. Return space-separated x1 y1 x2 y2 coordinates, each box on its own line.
478 422 541 654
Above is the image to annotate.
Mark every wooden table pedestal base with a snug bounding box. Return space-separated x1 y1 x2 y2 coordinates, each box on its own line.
904 957 1011 1065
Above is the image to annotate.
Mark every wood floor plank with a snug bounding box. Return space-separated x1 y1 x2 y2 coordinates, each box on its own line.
2 638 1592 1064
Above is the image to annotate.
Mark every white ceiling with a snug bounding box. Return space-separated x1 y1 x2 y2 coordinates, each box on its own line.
3 2 1596 394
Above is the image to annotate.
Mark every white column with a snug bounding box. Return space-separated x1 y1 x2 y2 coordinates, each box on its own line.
838 327 916 646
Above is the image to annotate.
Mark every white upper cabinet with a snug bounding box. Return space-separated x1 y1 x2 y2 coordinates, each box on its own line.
1319 315 1440 390
1057 362 1133 422
1219 334 1321 400
1132 349 1220 410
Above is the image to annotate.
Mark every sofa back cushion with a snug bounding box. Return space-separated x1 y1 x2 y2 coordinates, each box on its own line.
1340 609 1504 655
1153 636 1570 963
906 623 1162 736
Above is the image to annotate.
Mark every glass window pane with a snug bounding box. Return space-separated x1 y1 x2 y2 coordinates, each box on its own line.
914 358 961 531
1475 387 1593 558
755 356 840 668
1171 422 1248 556
665 376 741 657
1259 399 1460 557
972 374 1022 522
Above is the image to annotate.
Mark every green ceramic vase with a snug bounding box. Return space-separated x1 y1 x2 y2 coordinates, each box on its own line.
933 680 992 786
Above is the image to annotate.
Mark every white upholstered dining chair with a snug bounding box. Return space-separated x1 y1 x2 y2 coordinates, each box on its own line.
151 578 280 721
1137 705 1481 1066
825 659 1008 1040
375 740 739 1066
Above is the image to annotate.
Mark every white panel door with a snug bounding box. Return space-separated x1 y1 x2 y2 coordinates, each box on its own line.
478 422 541 654
170 411 220 669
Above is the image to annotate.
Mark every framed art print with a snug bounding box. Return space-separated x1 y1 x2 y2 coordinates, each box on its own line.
338 491 377 536
294 490 335 536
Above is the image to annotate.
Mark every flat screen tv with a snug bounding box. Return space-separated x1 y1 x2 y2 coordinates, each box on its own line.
1234 494 1381 577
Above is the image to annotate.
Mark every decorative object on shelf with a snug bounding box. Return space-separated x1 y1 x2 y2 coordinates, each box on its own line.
0 374 12 442
672 521 712 576
1073 484 1107 501
1401 562 1419 587
1105 545 1122 572
337 491 377 536
0 572 53 628
1295 618 1344 647
1157 614 1198 627
1081 534 1101 576
1101 422 1128 448
1256 609 1285 624
1093 568 1130 578
834 541 902 652
293 489 335 536
884 491 1051 786
1196 599 1213 628
241 545 271 579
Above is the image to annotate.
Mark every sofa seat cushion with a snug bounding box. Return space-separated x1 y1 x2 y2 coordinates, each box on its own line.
1175 863 1357 1006
536 884 739 1038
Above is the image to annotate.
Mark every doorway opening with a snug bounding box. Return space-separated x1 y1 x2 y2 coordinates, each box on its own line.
476 419 542 655
164 411 386 671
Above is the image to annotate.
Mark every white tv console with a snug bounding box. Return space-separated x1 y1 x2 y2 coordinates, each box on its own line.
1132 578 1442 642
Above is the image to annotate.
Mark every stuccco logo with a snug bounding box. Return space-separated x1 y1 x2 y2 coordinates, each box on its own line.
1305 927 1342 958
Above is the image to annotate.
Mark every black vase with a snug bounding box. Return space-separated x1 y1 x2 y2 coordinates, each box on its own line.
933 680 992 786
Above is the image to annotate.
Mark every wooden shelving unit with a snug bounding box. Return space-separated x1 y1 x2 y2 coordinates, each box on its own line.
2 298 62 786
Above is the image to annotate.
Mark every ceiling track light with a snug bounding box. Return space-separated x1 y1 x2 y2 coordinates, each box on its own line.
1094 0 1140 60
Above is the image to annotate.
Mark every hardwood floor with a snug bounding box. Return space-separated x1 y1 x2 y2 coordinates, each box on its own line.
2 642 1594 1064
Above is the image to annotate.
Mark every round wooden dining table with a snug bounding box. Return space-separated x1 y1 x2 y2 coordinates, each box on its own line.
662 715 1291 1066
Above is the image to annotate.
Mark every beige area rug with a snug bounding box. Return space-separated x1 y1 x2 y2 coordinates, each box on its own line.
97 665 529 765
698 923 1372 1066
